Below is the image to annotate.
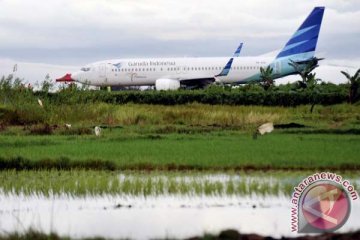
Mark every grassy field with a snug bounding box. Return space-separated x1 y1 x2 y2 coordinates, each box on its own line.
0 130 359 170
1 103 360 170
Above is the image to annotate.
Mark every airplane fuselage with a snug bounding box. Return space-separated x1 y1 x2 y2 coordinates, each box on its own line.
73 57 278 87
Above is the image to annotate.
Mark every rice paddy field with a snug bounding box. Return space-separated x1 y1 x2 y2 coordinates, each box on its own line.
1 103 360 239
0 131 359 170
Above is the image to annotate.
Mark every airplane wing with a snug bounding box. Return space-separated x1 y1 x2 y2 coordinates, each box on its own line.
180 78 215 89
168 43 242 89
180 57 234 88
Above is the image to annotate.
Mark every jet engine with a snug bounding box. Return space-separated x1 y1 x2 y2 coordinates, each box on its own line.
155 78 180 91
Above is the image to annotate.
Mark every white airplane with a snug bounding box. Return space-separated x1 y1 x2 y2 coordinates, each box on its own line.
57 7 325 90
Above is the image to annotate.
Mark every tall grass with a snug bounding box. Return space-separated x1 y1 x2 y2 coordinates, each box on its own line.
1 97 360 130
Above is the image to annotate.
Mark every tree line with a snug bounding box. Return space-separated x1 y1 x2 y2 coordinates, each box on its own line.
0 65 359 107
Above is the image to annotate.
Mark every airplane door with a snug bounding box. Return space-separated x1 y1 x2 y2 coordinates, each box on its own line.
98 63 107 84
99 63 107 78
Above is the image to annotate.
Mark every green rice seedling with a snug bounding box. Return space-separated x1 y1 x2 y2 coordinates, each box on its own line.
143 177 153 196
154 177 165 196
192 180 203 196
97 175 110 196
167 178 178 195
120 178 132 195
132 178 143 196
226 179 235 195
282 182 294 196
213 181 224 196
257 181 270 197
76 174 88 196
178 180 191 195
203 180 214 196
248 180 260 195
236 179 248 195
272 182 280 196
110 177 120 195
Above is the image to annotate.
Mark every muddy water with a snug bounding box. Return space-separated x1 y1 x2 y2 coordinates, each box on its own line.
0 174 359 239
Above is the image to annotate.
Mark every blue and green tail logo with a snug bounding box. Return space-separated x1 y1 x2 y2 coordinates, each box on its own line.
276 7 325 60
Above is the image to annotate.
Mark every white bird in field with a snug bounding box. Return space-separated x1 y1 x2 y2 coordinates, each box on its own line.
37 99 43 108
65 124 72 129
94 126 101 136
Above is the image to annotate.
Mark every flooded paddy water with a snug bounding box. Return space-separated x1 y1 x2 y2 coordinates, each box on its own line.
0 171 359 239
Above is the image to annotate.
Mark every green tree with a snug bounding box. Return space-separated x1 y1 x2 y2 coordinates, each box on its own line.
341 69 360 104
289 57 323 88
259 66 274 91
41 74 54 93
306 72 322 113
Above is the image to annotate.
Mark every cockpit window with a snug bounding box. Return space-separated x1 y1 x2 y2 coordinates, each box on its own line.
81 67 91 72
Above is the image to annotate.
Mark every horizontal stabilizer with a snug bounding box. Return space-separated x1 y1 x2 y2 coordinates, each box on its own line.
292 57 324 64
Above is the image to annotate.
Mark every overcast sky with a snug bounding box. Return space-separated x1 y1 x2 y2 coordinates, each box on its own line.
0 0 359 85
0 0 359 64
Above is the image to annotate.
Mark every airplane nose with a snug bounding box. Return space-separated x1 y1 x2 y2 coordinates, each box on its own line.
70 72 81 82
56 73 75 83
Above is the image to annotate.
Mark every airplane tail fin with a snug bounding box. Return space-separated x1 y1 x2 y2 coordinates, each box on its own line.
276 7 325 60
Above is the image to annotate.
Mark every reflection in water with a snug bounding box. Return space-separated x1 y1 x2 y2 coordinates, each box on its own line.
0 172 359 239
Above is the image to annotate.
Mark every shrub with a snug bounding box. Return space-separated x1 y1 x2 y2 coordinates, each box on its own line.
28 124 53 135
